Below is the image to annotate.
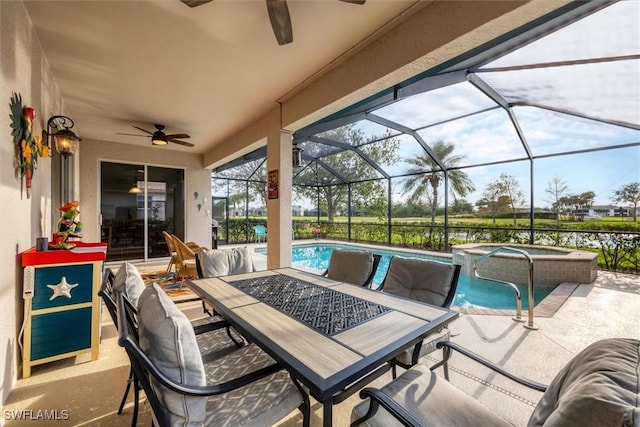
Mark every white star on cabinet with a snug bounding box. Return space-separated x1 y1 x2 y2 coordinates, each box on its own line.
47 277 79 301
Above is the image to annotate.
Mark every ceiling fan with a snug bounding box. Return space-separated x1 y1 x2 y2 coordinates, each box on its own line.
180 0 365 46
118 124 194 147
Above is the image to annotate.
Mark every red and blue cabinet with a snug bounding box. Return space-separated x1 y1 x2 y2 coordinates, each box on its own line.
21 243 106 378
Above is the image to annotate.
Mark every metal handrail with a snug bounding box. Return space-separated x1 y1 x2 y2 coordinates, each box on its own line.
472 246 537 330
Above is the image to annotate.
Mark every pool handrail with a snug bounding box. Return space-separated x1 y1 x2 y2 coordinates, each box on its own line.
472 246 537 330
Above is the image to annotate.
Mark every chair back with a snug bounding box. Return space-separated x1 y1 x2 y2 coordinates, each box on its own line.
100 266 140 340
326 249 381 287
380 257 461 308
116 291 173 427
196 247 255 278
99 268 118 326
162 231 176 255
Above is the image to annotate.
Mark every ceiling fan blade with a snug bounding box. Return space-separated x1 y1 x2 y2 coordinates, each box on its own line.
132 125 153 135
266 0 293 46
165 133 191 139
340 0 366 4
168 138 195 147
117 132 149 137
180 0 214 8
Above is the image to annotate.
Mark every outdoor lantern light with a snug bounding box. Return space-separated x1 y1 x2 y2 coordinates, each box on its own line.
43 115 81 157
292 143 302 167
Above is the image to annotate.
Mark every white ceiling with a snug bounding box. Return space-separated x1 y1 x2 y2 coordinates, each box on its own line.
24 0 419 155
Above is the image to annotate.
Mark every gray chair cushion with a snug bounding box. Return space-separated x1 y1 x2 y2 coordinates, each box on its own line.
327 248 373 286
202 344 303 426
200 247 255 278
138 284 206 426
383 257 455 306
113 262 145 306
352 364 511 427
528 337 640 427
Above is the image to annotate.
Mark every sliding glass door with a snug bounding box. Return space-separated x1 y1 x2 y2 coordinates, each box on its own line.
100 162 185 262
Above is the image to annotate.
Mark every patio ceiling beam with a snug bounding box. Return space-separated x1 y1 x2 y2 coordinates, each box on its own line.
310 135 390 179
468 73 533 159
366 112 446 171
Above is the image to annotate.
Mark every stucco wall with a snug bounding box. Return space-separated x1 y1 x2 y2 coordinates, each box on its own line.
0 1 67 404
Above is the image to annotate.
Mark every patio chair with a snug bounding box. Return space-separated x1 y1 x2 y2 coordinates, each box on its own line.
195 246 256 279
253 224 267 243
351 338 640 427
172 234 207 282
99 264 244 426
162 231 201 273
321 248 382 287
116 284 310 427
195 246 256 321
379 256 461 376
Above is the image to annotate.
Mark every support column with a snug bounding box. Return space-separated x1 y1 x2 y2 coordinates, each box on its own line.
266 126 293 269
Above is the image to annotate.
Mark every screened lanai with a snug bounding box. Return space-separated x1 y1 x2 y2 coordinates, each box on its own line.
212 1 639 252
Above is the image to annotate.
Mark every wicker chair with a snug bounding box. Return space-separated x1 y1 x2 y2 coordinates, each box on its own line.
171 234 207 283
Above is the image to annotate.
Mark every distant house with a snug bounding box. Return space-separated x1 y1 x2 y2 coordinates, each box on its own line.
587 205 636 217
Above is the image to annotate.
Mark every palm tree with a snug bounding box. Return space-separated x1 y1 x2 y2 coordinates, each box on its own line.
402 140 475 223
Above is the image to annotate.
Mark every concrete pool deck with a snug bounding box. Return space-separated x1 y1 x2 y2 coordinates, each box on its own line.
2 244 638 426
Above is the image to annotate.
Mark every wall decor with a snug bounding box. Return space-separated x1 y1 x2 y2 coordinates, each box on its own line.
9 92 49 198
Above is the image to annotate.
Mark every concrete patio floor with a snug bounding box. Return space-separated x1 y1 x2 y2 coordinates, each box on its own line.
2 250 638 426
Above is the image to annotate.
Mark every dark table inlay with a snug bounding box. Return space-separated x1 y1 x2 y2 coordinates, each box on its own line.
228 274 391 336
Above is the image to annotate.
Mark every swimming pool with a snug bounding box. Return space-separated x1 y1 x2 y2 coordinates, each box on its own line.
255 243 555 310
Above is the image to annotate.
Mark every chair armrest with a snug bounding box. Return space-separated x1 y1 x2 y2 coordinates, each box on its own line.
121 334 284 397
433 341 547 392
353 387 424 427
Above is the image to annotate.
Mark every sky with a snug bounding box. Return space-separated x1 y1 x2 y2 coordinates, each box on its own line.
216 1 640 211
320 1 640 209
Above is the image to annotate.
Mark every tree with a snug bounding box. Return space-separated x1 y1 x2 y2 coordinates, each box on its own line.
545 174 570 226
496 173 526 225
612 182 640 222
477 180 510 223
402 140 475 224
294 125 400 221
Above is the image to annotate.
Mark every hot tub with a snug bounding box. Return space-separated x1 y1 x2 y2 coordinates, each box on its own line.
452 243 598 287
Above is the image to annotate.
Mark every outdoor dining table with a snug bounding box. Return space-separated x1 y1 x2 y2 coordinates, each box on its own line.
187 267 459 426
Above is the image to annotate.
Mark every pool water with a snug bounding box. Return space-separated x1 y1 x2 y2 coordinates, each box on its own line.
256 243 554 310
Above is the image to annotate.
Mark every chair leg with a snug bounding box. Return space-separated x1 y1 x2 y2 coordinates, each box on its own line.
131 381 140 427
118 368 134 415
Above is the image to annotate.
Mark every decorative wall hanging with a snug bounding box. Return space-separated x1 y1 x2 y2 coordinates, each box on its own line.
9 92 49 198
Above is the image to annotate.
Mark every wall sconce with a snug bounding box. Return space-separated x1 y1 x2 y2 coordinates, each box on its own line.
43 115 81 157
292 143 303 168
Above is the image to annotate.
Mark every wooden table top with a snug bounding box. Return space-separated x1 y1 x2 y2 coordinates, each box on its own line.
187 267 458 403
